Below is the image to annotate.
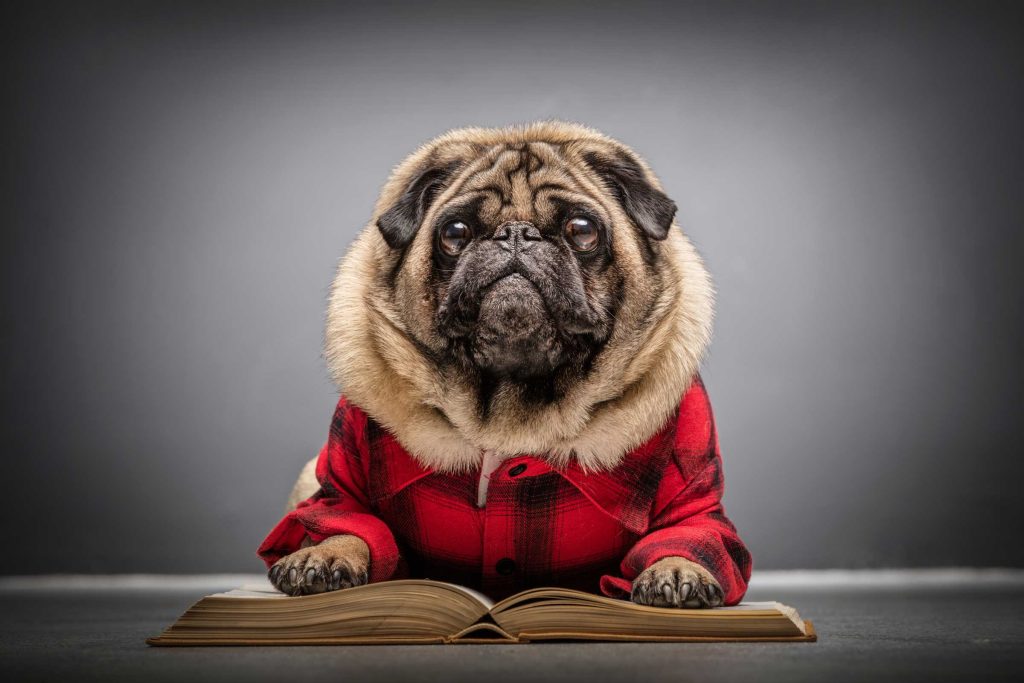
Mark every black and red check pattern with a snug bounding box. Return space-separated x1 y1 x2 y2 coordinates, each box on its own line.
258 378 752 603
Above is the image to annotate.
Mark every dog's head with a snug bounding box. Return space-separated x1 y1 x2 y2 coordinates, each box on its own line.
376 128 678 391
327 122 712 470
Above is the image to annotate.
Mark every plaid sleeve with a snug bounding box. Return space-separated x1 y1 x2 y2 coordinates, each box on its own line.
602 381 753 605
256 397 400 582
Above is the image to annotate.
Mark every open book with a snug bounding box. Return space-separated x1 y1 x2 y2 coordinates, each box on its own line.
148 579 816 645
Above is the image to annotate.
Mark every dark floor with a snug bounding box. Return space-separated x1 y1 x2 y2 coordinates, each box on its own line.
2 577 1023 683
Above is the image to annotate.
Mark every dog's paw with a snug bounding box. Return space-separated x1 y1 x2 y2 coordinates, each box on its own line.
631 556 723 608
268 534 370 596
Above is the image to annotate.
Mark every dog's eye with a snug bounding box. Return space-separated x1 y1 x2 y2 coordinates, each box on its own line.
439 221 472 256
564 217 599 252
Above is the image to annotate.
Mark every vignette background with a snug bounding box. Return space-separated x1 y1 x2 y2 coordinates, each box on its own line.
2 0 1022 574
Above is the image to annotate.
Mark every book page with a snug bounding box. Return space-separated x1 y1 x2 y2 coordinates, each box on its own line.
489 589 809 639
713 602 784 610
210 578 286 598
438 583 494 610
209 579 493 608
152 579 493 644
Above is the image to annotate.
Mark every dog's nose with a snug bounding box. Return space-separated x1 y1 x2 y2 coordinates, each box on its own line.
492 221 542 251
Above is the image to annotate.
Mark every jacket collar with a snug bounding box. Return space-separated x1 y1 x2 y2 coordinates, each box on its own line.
372 413 678 536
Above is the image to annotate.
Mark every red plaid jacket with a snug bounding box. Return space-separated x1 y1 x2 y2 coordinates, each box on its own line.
258 378 752 604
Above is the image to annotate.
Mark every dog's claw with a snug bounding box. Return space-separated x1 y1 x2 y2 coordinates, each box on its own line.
631 557 723 609
267 536 370 596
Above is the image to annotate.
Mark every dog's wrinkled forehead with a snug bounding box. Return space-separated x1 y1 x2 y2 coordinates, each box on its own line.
446 142 606 227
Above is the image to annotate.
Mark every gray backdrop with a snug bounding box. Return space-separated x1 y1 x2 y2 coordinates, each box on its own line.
3 1 1022 573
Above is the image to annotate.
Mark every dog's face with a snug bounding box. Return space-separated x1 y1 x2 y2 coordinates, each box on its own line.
375 137 678 404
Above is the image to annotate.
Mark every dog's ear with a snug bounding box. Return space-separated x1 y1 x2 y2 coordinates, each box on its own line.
583 151 677 241
376 160 459 250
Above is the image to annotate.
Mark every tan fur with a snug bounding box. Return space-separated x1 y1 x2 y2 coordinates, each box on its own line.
286 457 319 511
324 121 714 473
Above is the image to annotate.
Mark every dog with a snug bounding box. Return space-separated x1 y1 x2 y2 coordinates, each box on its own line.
258 122 751 608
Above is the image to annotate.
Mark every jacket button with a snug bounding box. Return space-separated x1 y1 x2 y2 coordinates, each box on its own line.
508 464 527 477
495 558 516 575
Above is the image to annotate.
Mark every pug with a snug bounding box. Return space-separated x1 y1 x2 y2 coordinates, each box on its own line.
259 122 751 608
